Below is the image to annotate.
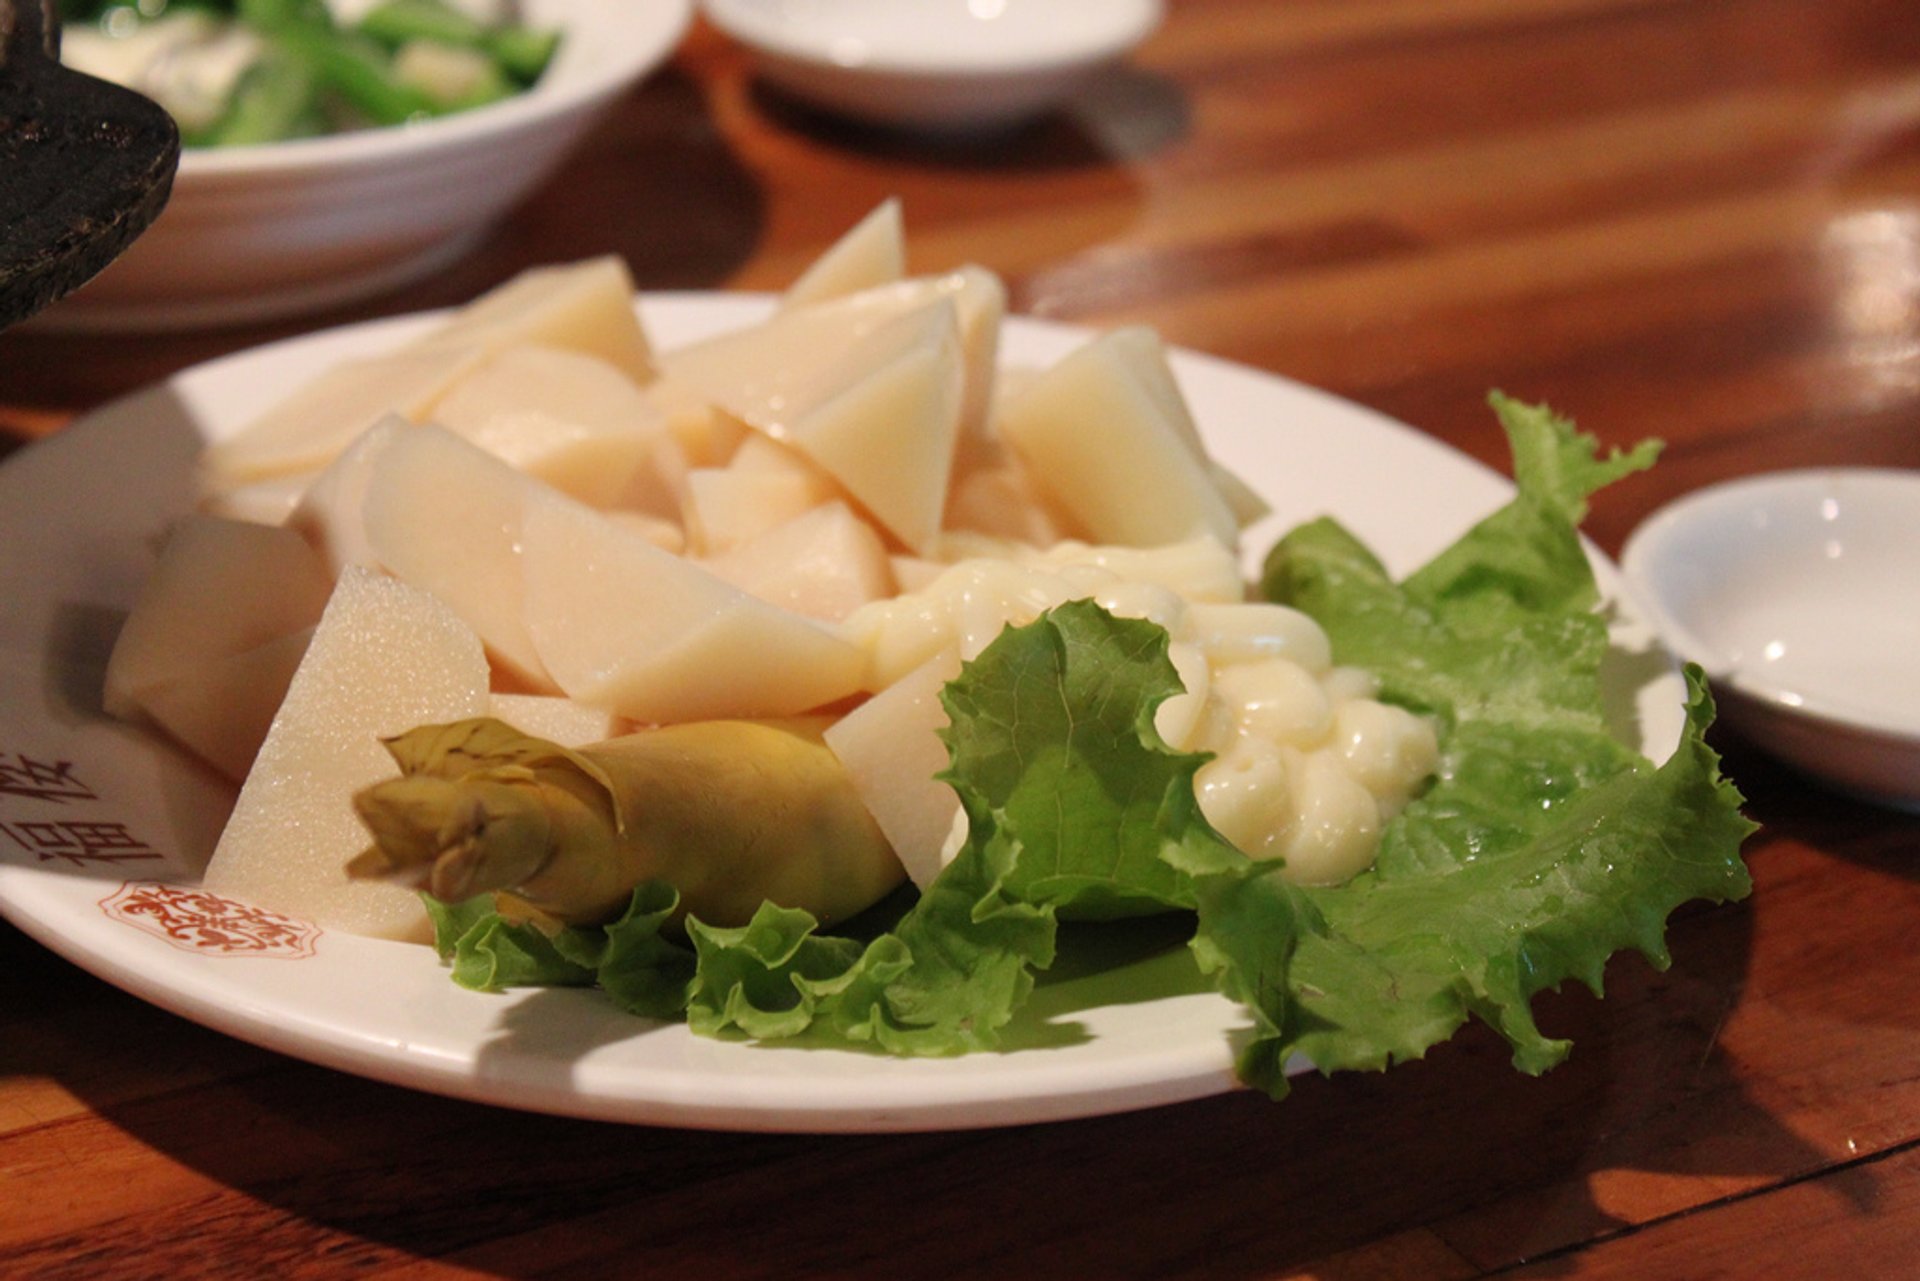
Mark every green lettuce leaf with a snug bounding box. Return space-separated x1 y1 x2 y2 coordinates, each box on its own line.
424 893 597 991
1224 393 1753 1095
686 904 867 1040
1196 670 1751 1096
587 882 698 1019
426 883 693 1014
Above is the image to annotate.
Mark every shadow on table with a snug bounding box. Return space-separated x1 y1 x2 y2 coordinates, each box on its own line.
742 64 1191 174
24 861 1857 1278
1713 728 1920 886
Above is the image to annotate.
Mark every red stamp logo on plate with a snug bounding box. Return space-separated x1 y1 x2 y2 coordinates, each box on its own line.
100 882 321 959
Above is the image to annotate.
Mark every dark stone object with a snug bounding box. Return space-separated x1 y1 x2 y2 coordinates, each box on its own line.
0 0 180 329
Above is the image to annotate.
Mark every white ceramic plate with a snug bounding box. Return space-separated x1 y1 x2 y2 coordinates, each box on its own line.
0 299 1685 1132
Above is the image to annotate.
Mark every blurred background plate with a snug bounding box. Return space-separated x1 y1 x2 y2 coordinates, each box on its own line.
700 0 1162 132
1623 467 1920 811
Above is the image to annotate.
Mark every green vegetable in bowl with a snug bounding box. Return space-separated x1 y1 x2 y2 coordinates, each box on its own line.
354 0 559 83
56 0 560 146
406 394 1756 1099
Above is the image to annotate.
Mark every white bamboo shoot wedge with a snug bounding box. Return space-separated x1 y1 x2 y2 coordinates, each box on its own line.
726 431 833 480
197 470 312 526
803 267 1005 442
995 327 1242 549
486 692 625 747
197 343 485 490
785 303 963 553
927 265 1005 453
133 630 315 782
642 373 750 466
1084 326 1269 528
682 467 829 554
202 567 490 941
759 265 1006 444
200 260 652 491
519 497 868 724
358 423 561 691
430 345 672 510
782 198 905 309
289 414 406 577
943 453 1071 546
105 515 334 717
658 294 969 552
701 501 895 622
105 515 336 779
409 256 652 384
822 649 964 890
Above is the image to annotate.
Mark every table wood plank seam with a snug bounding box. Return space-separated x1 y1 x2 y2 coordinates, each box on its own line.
1474 1132 1920 1276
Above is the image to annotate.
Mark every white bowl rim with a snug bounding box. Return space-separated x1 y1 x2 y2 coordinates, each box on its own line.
172 0 692 177
700 0 1163 78
1621 465 1920 742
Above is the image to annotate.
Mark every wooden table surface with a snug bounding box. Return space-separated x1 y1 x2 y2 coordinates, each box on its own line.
5 2 1920 1276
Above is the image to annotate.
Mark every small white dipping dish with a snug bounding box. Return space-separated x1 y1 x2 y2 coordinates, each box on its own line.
35 0 691 332
1622 467 1920 810
701 0 1163 132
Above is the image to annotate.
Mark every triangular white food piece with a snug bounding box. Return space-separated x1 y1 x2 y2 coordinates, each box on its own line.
486 692 625 748
995 326 1243 548
782 198 905 310
358 422 561 690
519 497 868 724
431 344 673 511
105 515 337 779
289 414 407 577
202 566 490 941
199 257 652 491
700 501 895 622
412 255 653 384
661 295 967 552
822 648 964 890
198 342 484 490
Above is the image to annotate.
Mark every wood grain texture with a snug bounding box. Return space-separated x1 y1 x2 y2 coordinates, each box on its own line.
4 1 1920 1276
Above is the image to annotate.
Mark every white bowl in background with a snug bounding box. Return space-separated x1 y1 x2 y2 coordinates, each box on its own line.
701 0 1163 132
35 0 692 333
1622 467 1920 810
